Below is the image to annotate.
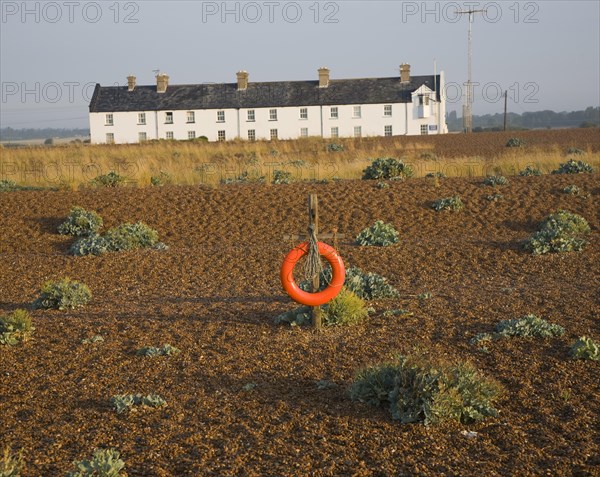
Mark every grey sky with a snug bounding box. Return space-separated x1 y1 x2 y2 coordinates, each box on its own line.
1 0 599 128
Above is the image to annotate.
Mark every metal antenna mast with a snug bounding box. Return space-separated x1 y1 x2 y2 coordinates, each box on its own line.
456 9 486 133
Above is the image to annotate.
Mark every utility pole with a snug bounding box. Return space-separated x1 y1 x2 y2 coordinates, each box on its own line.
456 9 486 133
503 90 508 131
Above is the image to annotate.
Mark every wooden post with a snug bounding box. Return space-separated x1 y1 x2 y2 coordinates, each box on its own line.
308 194 322 331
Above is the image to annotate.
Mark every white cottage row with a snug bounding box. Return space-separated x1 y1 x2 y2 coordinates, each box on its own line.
89 65 447 144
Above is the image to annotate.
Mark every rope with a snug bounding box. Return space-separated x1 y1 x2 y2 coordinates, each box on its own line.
303 224 323 287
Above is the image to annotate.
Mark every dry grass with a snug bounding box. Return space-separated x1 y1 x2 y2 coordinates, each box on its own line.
1 133 598 189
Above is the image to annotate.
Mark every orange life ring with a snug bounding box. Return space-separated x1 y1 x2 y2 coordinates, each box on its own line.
280 241 345 307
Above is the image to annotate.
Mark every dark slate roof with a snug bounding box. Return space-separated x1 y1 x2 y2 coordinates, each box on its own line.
89 75 441 112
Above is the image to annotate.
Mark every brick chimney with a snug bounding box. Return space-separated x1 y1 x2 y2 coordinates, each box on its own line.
156 73 169 93
400 64 411 83
127 75 136 92
318 67 330 88
236 71 249 91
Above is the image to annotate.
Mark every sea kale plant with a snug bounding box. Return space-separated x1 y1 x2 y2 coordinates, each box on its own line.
110 394 166 414
58 207 103 237
432 196 463 212
300 266 399 300
356 221 399 246
0 309 33 346
349 354 502 425
552 159 594 174
70 222 159 256
136 344 181 357
483 175 508 187
519 165 542 176
65 448 127 477
363 158 413 181
569 336 599 361
524 210 591 255
32 278 92 310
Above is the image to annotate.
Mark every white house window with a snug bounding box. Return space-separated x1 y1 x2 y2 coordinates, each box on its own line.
300 127 308 138
138 113 146 125
247 110 255 122
330 107 338 119
218 130 226 141
106 133 114 143
138 132 147 142
188 131 196 140
105 113 113 126
384 105 392 117
384 125 393 137
420 124 429 135
419 95 430 106
166 131 174 140
354 126 362 137
187 111 195 123
300 108 308 119
165 112 173 124
269 109 278 121
331 127 339 138
248 129 256 141
353 106 362 118
270 129 278 140
217 111 225 122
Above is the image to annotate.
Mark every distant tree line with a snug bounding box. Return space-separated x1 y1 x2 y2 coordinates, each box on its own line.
0 127 89 141
447 106 600 132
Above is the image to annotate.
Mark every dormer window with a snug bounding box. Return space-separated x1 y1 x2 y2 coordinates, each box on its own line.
418 95 430 106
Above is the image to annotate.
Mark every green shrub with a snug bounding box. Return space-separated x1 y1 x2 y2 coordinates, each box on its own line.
506 138 526 147
495 314 565 338
91 171 125 187
569 337 599 361
65 448 126 477
566 147 585 155
563 185 580 195
275 287 368 327
486 193 504 202
519 165 542 176
363 158 413 181
0 446 24 477
524 210 590 255
483 175 508 187
419 152 438 161
273 306 312 326
71 222 159 256
69 234 110 256
58 207 103 237
425 172 446 178
110 394 166 414
0 309 33 346
327 143 344 152
32 278 91 310
349 354 501 425
432 196 463 212
0 180 18 192
356 220 399 246
150 171 172 186
272 170 293 184
324 288 368 326
103 223 159 251
376 181 389 189
136 344 180 357
552 159 594 174
301 267 399 300
221 171 265 184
